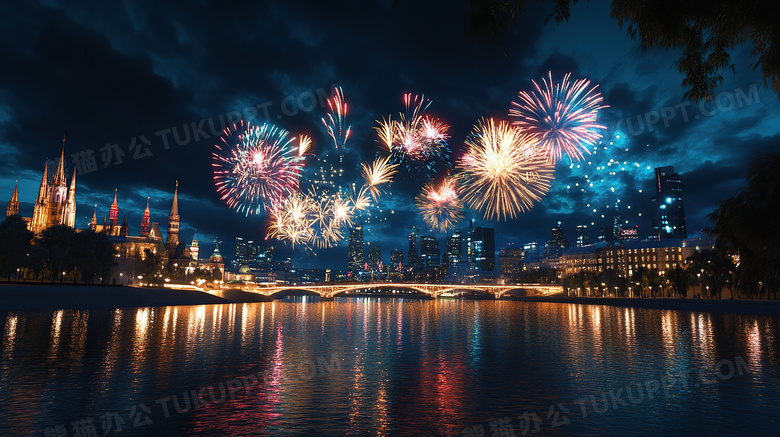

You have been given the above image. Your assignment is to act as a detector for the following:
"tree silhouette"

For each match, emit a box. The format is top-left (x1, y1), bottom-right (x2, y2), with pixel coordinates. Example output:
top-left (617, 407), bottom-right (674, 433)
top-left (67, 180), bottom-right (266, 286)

top-left (465, 0), bottom-right (780, 101)
top-left (708, 153), bottom-right (780, 299)
top-left (687, 250), bottom-right (735, 299)
top-left (73, 230), bottom-right (115, 283)
top-left (37, 225), bottom-right (78, 282)
top-left (0, 215), bottom-right (34, 280)
top-left (667, 266), bottom-right (693, 298)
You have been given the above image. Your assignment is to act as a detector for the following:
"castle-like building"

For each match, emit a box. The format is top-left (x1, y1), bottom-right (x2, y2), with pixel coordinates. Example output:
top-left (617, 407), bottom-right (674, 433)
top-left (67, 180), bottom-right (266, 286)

top-left (5, 144), bottom-right (224, 285)
top-left (6, 146), bottom-right (77, 233)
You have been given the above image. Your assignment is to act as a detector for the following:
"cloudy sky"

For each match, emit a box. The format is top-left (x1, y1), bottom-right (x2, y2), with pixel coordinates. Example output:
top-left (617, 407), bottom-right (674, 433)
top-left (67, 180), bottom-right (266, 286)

top-left (1, 0), bottom-right (777, 269)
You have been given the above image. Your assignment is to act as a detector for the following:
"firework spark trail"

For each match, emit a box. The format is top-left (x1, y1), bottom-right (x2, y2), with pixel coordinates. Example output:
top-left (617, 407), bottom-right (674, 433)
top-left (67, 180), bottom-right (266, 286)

top-left (212, 121), bottom-right (305, 216)
top-left (361, 156), bottom-right (398, 200)
top-left (298, 134), bottom-right (313, 156)
top-left (509, 71), bottom-right (608, 164)
top-left (266, 185), bottom-right (376, 249)
top-left (457, 118), bottom-right (554, 221)
top-left (374, 93), bottom-right (451, 178)
top-left (415, 177), bottom-right (464, 232)
top-left (267, 193), bottom-right (316, 249)
top-left (321, 86), bottom-right (352, 152)
top-left (374, 116), bottom-right (395, 152)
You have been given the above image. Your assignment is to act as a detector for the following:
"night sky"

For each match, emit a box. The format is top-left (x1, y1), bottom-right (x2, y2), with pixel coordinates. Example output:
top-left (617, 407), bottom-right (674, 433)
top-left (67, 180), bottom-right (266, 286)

top-left (1, 1), bottom-right (777, 269)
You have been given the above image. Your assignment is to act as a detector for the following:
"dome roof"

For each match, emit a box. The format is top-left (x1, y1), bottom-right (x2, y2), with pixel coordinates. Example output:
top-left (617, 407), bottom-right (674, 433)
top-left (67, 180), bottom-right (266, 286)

top-left (209, 243), bottom-right (223, 263)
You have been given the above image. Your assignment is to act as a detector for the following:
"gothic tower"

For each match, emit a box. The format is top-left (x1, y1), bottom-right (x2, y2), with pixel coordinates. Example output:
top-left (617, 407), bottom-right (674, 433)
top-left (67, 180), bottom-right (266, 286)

top-left (28, 140), bottom-right (77, 234)
top-left (109, 189), bottom-right (119, 227)
top-left (49, 145), bottom-right (68, 226)
top-left (6, 181), bottom-right (19, 217)
top-left (140, 197), bottom-right (151, 237)
top-left (190, 229), bottom-right (199, 261)
top-left (31, 161), bottom-right (49, 234)
top-left (89, 204), bottom-right (97, 232)
top-left (165, 181), bottom-right (180, 256)
top-left (63, 167), bottom-right (76, 227)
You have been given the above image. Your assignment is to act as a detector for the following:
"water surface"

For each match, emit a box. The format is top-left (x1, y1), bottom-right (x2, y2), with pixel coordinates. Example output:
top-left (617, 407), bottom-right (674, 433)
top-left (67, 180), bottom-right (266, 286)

top-left (1, 298), bottom-right (778, 436)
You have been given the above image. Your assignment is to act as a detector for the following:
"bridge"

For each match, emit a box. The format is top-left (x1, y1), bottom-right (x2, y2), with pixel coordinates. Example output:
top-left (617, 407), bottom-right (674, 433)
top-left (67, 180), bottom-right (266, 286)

top-left (239, 283), bottom-right (562, 299)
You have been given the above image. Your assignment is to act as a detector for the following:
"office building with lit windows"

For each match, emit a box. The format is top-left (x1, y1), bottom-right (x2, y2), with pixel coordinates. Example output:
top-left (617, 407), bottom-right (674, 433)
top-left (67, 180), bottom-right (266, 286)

top-left (651, 166), bottom-right (687, 240)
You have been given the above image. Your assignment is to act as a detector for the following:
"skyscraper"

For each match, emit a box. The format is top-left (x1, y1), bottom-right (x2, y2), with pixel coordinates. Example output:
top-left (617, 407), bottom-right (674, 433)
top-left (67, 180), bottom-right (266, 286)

top-left (446, 230), bottom-right (462, 265)
top-left (390, 249), bottom-right (404, 271)
top-left (651, 166), bottom-right (687, 240)
top-left (467, 219), bottom-right (476, 268)
top-left (499, 244), bottom-right (524, 276)
top-left (471, 226), bottom-right (495, 272)
top-left (575, 225), bottom-right (589, 247)
top-left (420, 235), bottom-right (440, 270)
top-left (347, 225), bottom-right (365, 273)
top-left (408, 226), bottom-right (421, 269)
top-left (551, 221), bottom-right (569, 248)
top-left (368, 245), bottom-right (382, 271)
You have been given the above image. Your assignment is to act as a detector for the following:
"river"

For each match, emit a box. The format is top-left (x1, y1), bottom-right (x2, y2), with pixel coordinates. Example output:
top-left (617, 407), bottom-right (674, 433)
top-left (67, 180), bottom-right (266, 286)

top-left (1, 298), bottom-right (778, 436)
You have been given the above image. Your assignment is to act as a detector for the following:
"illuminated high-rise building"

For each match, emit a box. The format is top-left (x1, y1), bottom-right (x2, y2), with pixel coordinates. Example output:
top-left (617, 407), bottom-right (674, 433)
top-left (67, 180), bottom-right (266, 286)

top-left (407, 226), bottom-right (421, 269)
top-left (347, 225), bottom-right (365, 273)
top-left (471, 226), bottom-right (495, 272)
top-left (445, 230), bottom-right (462, 265)
top-left (651, 166), bottom-right (687, 240)
top-left (499, 244), bottom-right (524, 276)
top-left (390, 249), bottom-right (404, 270)
top-left (368, 245), bottom-right (382, 271)
top-left (575, 225), bottom-right (589, 247)
top-left (467, 219), bottom-right (476, 268)
top-left (420, 235), bottom-right (440, 269)
top-left (551, 221), bottom-right (569, 248)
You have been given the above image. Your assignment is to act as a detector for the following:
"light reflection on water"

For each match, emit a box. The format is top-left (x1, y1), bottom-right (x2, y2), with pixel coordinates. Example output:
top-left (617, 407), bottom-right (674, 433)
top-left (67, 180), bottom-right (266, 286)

top-left (0, 300), bottom-right (778, 436)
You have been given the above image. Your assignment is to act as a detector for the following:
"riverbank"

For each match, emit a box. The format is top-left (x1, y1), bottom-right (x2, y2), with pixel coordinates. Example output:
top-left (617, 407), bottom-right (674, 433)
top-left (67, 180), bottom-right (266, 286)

top-left (0, 283), bottom-right (271, 312)
top-left (504, 294), bottom-right (780, 315)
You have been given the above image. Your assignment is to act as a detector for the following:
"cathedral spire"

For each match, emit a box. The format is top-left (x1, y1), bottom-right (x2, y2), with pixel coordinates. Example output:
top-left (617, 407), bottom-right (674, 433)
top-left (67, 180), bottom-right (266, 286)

top-left (64, 167), bottom-right (77, 227)
top-left (171, 180), bottom-right (179, 216)
top-left (37, 161), bottom-right (49, 202)
top-left (31, 160), bottom-right (50, 234)
top-left (140, 197), bottom-right (151, 237)
top-left (90, 204), bottom-right (97, 231)
top-left (166, 181), bottom-right (180, 255)
top-left (6, 181), bottom-right (19, 217)
top-left (52, 139), bottom-right (67, 186)
top-left (109, 189), bottom-right (119, 226)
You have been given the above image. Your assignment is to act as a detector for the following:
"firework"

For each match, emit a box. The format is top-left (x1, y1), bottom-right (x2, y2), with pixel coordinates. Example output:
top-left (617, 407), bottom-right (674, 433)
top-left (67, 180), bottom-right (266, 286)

top-left (415, 178), bottom-right (464, 232)
top-left (212, 121), bottom-right (305, 215)
top-left (298, 134), bottom-right (313, 156)
top-left (361, 156), bottom-right (398, 200)
top-left (374, 93), bottom-right (451, 177)
top-left (321, 86), bottom-right (351, 152)
top-left (267, 193), bottom-right (316, 249)
top-left (509, 71), bottom-right (608, 163)
top-left (458, 118), bottom-right (554, 221)
top-left (374, 115), bottom-right (394, 152)
top-left (266, 185), bottom-right (375, 250)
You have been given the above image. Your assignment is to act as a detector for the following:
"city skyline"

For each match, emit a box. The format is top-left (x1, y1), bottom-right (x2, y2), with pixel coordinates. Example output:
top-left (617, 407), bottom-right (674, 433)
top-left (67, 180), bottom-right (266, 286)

top-left (0, 1), bottom-right (778, 270)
